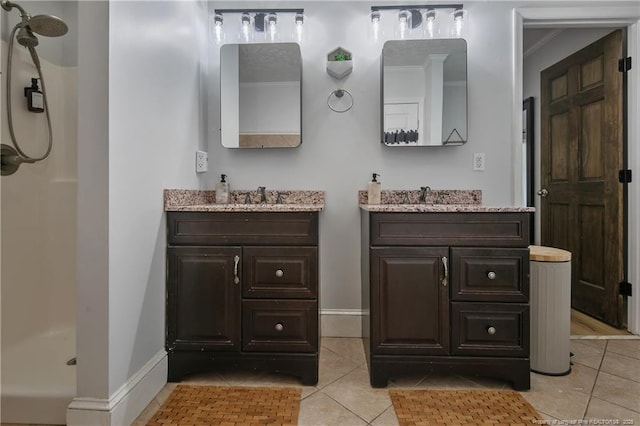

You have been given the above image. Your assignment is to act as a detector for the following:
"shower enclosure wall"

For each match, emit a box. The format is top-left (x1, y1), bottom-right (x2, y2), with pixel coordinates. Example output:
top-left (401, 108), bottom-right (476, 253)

top-left (1, 1), bottom-right (77, 423)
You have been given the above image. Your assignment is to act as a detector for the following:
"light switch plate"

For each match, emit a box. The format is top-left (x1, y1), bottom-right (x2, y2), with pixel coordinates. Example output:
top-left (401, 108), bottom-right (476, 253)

top-left (473, 153), bottom-right (485, 171)
top-left (195, 150), bottom-right (208, 173)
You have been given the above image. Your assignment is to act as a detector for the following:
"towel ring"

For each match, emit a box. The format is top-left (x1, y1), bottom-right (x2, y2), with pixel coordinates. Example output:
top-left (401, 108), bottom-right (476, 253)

top-left (327, 88), bottom-right (354, 113)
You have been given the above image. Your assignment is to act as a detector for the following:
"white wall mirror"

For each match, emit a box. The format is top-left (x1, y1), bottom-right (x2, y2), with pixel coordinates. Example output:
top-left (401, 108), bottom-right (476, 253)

top-left (381, 39), bottom-right (467, 146)
top-left (220, 42), bottom-right (302, 148)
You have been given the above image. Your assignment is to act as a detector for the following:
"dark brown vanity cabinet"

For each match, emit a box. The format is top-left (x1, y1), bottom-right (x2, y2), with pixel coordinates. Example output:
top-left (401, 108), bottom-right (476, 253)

top-left (362, 211), bottom-right (531, 390)
top-left (166, 211), bottom-right (319, 385)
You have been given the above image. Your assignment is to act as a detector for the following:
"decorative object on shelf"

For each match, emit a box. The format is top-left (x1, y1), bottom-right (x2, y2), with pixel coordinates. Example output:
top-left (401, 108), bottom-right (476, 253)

top-left (212, 8), bottom-right (305, 45)
top-left (326, 47), bottom-right (353, 79)
top-left (327, 89), bottom-right (354, 113)
top-left (369, 4), bottom-right (466, 41)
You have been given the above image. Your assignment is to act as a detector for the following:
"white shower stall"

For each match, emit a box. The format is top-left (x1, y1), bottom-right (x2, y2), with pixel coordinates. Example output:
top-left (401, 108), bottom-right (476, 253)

top-left (1, 1), bottom-right (77, 423)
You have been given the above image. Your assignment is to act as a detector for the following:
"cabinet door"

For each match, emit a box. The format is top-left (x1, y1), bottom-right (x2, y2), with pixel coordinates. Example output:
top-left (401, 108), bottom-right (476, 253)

top-left (167, 247), bottom-right (241, 351)
top-left (371, 247), bottom-right (450, 355)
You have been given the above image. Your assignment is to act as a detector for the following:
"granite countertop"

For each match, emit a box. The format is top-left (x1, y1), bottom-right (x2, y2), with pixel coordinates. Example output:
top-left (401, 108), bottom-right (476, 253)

top-left (359, 204), bottom-right (535, 213)
top-left (164, 189), bottom-right (325, 212)
top-left (357, 189), bottom-right (534, 213)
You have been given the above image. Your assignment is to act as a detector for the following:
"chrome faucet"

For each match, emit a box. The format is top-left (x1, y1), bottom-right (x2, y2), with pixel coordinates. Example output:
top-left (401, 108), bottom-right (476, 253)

top-left (257, 186), bottom-right (267, 203)
top-left (419, 186), bottom-right (432, 204)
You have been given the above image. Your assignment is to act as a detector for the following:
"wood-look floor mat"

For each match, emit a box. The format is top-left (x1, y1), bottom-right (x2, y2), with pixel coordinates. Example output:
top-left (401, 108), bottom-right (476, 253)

top-left (390, 389), bottom-right (541, 426)
top-left (147, 384), bottom-right (301, 426)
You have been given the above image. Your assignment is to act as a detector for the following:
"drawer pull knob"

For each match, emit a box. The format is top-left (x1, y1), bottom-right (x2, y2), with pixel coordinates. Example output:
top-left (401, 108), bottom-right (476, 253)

top-left (487, 326), bottom-right (496, 335)
top-left (487, 271), bottom-right (496, 280)
top-left (274, 323), bottom-right (284, 332)
top-left (275, 269), bottom-right (284, 278)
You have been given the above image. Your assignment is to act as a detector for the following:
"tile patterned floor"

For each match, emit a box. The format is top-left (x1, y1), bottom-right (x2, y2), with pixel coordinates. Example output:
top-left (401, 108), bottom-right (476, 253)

top-left (133, 338), bottom-right (640, 425)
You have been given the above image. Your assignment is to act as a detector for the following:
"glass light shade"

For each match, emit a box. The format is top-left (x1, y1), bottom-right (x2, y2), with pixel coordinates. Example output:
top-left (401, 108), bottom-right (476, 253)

top-left (266, 12), bottom-right (279, 42)
top-left (423, 9), bottom-right (438, 39)
top-left (239, 13), bottom-right (253, 42)
top-left (294, 12), bottom-right (304, 42)
top-left (395, 9), bottom-right (411, 40)
top-left (369, 10), bottom-right (382, 41)
top-left (452, 8), bottom-right (465, 38)
top-left (212, 13), bottom-right (225, 44)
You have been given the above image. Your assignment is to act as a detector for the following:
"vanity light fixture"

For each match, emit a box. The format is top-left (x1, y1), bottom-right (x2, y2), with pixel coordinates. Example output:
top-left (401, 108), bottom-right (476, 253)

top-left (213, 8), bottom-right (305, 44)
top-left (370, 4), bottom-right (464, 40)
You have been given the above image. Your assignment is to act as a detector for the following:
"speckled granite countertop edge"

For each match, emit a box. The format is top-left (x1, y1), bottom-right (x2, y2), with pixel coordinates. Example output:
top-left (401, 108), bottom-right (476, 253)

top-left (359, 204), bottom-right (535, 213)
top-left (164, 189), bottom-right (325, 212)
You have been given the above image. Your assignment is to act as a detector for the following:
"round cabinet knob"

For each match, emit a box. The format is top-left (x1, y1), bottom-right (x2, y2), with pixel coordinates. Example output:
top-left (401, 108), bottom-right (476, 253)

top-left (487, 326), bottom-right (497, 335)
top-left (487, 271), bottom-right (497, 280)
top-left (275, 269), bottom-right (284, 278)
top-left (274, 323), bottom-right (284, 332)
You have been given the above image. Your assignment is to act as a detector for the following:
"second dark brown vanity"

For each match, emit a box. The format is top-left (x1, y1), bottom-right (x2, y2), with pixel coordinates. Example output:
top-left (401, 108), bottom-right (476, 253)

top-left (361, 207), bottom-right (532, 390)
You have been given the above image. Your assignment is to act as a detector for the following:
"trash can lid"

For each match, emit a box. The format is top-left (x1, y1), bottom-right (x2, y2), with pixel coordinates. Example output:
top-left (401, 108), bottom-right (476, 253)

top-left (529, 245), bottom-right (571, 262)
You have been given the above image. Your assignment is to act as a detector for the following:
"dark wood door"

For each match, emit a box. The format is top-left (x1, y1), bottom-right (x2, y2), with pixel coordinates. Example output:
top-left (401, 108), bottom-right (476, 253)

top-left (371, 246), bottom-right (449, 355)
top-left (167, 247), bottom-right (242, 350)
top-left (540, 30), bottom-right (624, 326)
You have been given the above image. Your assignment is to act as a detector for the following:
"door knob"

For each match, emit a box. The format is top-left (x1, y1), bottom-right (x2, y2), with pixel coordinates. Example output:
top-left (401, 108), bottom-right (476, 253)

top-left (537, 188), bottom-right (549, 197)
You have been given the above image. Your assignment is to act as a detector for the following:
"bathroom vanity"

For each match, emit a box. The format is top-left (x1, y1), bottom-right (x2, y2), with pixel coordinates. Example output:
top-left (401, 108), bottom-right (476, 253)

top-left (164, 190), bottom-right (324, 385)
top-left (360, 192), bottom-right (533, 390)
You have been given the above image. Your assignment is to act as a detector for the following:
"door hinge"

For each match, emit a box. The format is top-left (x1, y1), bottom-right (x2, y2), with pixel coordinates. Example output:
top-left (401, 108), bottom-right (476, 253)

top-left (618, 57), bottom-right (632, 72)
top-left (619, 169), bottom-right (632, 183)
top-left (619, 281), bottom-right (632, 297)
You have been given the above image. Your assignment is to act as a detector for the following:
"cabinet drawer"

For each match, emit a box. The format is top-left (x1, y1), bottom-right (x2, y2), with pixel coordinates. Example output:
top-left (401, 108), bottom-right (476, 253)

top-left (242, 300), bottom-right (318, 353)
top-left (243, 247), bottom-right (317, 299)
top-left (451, 248), bottom-right (529, 302)
top-left (370, 213), bottom-right (529, 247)
top-left (451, 303), bottom-right (529, 357)
top-left (168, 212), bottom-right (318, 246)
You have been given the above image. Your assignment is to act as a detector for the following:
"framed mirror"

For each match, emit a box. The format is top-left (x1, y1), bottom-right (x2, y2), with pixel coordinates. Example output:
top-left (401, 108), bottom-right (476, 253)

top-left (381, 39), bottom-right (467, 146)
top-left (220, 43), bottom-right (302, 148)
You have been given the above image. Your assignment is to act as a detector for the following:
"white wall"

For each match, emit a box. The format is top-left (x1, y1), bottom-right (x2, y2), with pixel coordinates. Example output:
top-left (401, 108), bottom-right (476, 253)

top-left (107, 0), bottom-right (207, 395)
top-left (208, 1), bottom-right (519, 313)
top-left (72, 0), bottom-right (208, 421)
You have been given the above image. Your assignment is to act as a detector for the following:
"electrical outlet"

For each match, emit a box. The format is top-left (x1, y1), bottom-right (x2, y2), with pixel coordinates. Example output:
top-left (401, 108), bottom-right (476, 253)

top-left (473, 153), bottom-right (485, 171)
top-left (195, 150), bottom-right (208, 173)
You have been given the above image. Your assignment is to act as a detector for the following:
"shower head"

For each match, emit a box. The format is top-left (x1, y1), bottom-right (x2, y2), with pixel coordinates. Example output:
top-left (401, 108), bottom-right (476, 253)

top-left (16, 24), bottom-right (38, 47)
top-left (28, 14), bottom-right (68, 37)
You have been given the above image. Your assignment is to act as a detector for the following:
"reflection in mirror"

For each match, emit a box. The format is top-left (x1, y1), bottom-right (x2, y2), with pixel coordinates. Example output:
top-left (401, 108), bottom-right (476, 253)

top-left (220, 43), bottom-right (302, 148)
top-left (382, 39), bottom-right (467, 146)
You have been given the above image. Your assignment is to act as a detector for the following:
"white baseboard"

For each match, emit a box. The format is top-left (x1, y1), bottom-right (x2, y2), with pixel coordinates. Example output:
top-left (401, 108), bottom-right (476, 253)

top-left (67, 349), bottom-right (167, 426)
top-left (320, 309), bottom-right (364, 337)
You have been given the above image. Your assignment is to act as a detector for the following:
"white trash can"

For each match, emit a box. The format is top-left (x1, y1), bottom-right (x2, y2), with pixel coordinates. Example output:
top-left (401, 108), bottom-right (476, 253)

top-left (529, 245), bottom-right (572, 376)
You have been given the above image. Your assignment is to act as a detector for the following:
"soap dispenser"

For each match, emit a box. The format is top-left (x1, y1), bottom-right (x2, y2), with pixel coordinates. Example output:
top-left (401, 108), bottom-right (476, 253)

top-left (215, 174), bottom-right (230, 204)
top-left (368, 173), bottom-right (381, 205)
top-left (24, 78), bottom-right (44, 113)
